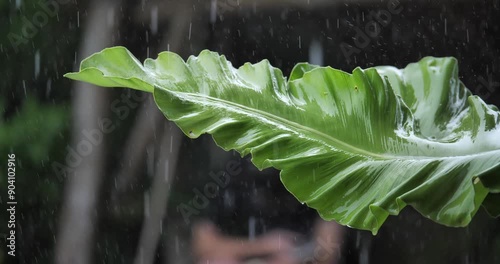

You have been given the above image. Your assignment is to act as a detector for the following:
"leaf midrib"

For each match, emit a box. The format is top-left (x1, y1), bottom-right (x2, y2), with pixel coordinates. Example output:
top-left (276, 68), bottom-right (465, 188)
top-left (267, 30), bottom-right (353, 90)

top-left (160, 89), bottom-right (500, 161)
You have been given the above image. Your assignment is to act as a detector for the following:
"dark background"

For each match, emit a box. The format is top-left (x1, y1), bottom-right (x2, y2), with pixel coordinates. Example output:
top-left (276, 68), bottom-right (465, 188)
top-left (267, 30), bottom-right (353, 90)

top-left (1, 0), bottom-right (499, 263)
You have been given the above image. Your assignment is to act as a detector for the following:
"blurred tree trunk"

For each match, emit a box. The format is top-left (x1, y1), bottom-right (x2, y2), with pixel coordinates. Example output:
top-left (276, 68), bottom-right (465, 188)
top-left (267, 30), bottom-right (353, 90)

top-left (55, 0), bottom-right (120, 263)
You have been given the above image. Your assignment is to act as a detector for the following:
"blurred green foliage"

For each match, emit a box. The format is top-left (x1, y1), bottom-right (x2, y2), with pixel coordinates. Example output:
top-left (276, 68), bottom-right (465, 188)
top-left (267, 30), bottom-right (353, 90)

top-left (0, 98), bottom-right (67, 164)
top-left (0, 0), bottom-right (77, 263)
top-left (0, 97), bottom-right (69, 263)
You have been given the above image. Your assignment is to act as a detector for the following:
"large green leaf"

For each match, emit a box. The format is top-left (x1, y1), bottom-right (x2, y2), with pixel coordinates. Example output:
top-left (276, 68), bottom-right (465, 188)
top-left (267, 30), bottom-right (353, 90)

top-left (65, 47), bottom-right (500, 234)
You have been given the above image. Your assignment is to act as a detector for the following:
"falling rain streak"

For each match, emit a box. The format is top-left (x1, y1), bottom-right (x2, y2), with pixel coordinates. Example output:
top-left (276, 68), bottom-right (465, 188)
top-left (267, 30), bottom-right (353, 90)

top-left (2, 1), bottom-right (500, 264)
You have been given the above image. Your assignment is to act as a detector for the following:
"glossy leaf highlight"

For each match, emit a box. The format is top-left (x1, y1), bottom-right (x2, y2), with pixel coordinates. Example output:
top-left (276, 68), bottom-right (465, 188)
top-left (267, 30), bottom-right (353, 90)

top-left (65, 47), bottom-right (500, 234)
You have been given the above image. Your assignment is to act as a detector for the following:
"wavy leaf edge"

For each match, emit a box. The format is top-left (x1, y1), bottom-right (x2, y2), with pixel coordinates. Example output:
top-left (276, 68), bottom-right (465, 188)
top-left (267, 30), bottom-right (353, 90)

top-left (65, 46), bottom-right (500, 234)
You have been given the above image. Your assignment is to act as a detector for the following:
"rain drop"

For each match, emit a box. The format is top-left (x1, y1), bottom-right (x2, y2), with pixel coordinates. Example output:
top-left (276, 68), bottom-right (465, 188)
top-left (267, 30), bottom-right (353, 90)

top-left (34, 50), bottom-right (40, 79)
top-left (150, 6), bottom-right (158, 35)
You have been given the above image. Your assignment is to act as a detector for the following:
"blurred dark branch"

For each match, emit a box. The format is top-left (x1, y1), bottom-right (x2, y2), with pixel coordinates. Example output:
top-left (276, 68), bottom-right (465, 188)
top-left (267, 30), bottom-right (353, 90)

top-left (131, 1), bottom-right (196, 263)
top-left (111, 96), bottom-right (163, 201)
top-left (133, 124), bottom-right (183, 264)
top-left (55, 0), bottom-right (121, 263)
top-left (111, 0), bottom-right (196, 206)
